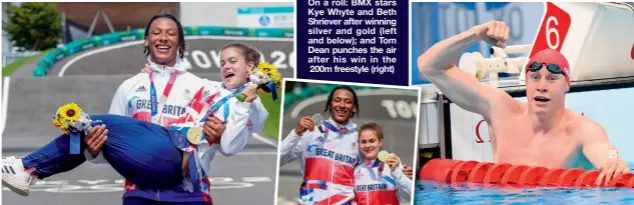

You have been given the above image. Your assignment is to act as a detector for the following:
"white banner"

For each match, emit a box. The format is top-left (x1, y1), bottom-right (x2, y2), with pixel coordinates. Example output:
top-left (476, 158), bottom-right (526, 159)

top-left (237, 6), bottom-right (294, 28)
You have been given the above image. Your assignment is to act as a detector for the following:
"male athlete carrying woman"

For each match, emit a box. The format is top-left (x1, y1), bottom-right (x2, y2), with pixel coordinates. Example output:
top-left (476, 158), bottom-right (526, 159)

top-left (417, 20), bottom-right (630, 186)
top-left (2, 45), bottom-right (273, 203)
top-left (2, 13), bottom-right (273, 205)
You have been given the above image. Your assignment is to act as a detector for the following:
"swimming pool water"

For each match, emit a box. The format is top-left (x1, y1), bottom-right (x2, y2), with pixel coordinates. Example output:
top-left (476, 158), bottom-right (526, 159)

top-left (414, 163), bottom-right (634, 205)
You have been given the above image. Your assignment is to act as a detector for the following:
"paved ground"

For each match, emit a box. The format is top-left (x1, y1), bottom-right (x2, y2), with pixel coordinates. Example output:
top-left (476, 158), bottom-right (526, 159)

top-left (2, 36), bottom-right (287, 204)
top-left (2, 141), bottom-right (277, 205)
top-left (276, 85), bottom-right (420, 204)
top-left (10, 56), bottom-right (43, 77)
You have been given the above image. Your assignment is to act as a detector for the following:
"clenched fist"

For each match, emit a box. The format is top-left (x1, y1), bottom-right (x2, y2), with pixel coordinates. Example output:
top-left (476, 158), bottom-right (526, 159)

top-left (240, 86), bottom-right (258, 103)
top-left (386, 154), bottom-right (401, 171)
top-left (204, 116), bottom-right (225, 144)
top-left (403, 164), bottom-right (413, 180)
top-left (295, 116), bottom-right (315, 136)
top-left (471, 20), bottom-right (510, 48)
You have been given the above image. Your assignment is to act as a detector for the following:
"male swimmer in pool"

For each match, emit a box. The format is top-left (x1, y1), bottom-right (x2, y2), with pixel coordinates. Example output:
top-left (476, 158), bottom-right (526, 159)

top-left (417, 20), bottom-right (630, 186)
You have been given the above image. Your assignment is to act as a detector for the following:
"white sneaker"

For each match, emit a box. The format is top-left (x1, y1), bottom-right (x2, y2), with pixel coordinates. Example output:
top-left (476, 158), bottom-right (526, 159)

top-left (2, 156), bottom-right (34, 196)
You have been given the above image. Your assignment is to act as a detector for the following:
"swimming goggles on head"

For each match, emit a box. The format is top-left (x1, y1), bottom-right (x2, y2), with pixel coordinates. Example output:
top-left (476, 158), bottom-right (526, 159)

top-left (526, 61), bottom-right (566, 76)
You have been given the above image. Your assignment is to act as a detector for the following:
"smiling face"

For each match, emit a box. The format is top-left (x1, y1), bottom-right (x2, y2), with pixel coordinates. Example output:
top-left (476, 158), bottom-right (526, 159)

top-left (144, 17), bottom-right (179, 66)
top-left (220, 46), bottom-right (255, 90)
top-left (359, 129), bottom-right (383, 160)
top-left (526, 65), bottom-right (568, 115)
top-left (328, 89), bottom-right (356, 125)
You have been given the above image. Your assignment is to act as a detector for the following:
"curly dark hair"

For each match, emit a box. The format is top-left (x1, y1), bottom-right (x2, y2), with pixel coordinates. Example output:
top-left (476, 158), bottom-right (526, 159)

top-left (143, 14), bottom-right (185, 59)
top-left (324, 85), bottom-right (359, 118)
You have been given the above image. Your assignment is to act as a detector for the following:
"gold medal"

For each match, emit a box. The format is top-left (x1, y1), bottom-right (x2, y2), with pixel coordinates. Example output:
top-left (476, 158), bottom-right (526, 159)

top-left (378, 151), bottom-right (390, 162)
top-left (186, 127), bottom-right (204, 144)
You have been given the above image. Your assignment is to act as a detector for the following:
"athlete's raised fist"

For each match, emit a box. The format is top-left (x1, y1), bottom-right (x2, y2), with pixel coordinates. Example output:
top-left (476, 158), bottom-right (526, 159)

top-left (472, 20), bottom-right (510, 48)
top-left (295, 116), bottom-right (315, 136)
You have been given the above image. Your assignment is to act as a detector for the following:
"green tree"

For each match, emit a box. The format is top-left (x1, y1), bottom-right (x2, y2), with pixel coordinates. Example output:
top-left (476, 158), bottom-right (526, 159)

top-left (4, 2), bottom-right (62, 51)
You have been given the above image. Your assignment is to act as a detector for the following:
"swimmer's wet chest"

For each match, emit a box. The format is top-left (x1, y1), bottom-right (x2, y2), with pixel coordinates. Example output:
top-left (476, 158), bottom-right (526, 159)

top-left (497, 130), bottom-right (580, 167)
top-left (534, 134), bottom-right (582, 166)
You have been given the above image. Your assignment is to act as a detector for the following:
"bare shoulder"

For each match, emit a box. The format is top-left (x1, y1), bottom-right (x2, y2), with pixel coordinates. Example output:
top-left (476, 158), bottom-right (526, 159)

top-left (564, 110), bottom-right (607, 142)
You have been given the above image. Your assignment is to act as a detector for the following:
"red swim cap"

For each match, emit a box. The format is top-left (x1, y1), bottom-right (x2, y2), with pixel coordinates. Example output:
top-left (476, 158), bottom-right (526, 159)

top-left (525, 49), bottom-right (571, 87)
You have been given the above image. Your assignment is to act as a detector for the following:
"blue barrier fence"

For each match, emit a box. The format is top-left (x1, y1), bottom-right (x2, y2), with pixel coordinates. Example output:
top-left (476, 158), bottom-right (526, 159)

top-left (34, 26), bottom-right (294, 76)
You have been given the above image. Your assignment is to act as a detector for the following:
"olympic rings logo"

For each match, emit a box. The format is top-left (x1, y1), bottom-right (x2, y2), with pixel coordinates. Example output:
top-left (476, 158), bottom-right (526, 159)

top-left (474, 119), bottom-right (490, 144)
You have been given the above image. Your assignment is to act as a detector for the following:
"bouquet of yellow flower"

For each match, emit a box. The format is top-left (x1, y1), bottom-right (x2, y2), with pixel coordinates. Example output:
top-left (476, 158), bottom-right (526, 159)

top-left (51, 102), bottom-right (93, 154)
top-left (236, 62), bottom-right (283, 102)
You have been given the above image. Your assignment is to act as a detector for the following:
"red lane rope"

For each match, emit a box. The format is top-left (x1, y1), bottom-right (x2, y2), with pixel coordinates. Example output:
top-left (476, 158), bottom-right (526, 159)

top-left (420, 158), bottom-right (633, 188)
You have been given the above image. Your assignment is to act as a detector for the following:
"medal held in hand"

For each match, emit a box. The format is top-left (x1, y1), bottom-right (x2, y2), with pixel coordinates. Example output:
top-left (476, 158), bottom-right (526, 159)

top-left (378, 151), bottom-right (390, 162)
top-left (312, 113), bottom-right (324, 129)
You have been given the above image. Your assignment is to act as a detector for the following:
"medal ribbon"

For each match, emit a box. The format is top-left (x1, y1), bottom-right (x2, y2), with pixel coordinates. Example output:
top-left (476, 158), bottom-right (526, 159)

top-left (149, 71), bottom-right (178, 124)
top-left (323, 121), bottom-right (349, 133)
top-left (197, 85), bottom-right (246, 144)
top-left (198, 85), bottom-right (246, 124)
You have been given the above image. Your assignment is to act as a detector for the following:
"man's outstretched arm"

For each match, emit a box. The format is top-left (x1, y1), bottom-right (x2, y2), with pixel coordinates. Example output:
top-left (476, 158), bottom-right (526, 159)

top-left (417, 21), bottom-right (514, 120)
top-left (578, 120), bottom-right (631, 185)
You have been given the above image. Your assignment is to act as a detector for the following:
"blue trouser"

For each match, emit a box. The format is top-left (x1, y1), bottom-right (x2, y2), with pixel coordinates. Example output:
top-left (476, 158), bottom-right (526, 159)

top-left (122, 197), bottom-right (211, 205)
top-left (22, 134), bottom-right (88, 179)
top-left (21, 114), bottom-right (185, 189)
top-left (21, 134), bottom-right (210, 205)
top-left (21, 114), bottom-right (209, 204)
